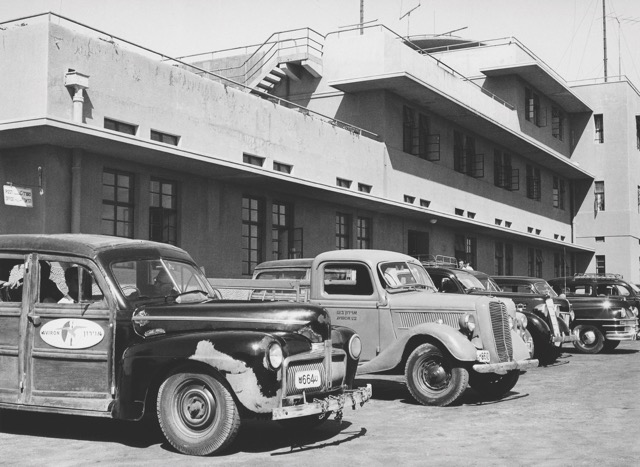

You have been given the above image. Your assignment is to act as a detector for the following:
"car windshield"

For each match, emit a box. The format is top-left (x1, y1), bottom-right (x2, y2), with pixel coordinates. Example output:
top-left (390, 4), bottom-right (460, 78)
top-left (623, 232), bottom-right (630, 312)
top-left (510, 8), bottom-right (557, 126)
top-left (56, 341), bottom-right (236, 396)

top-left (379, 261), bottom-right (436, 291)
top-left (533, 281), bottom-right (558, 297)
top-left (452, 270), bottom-right (486, 291)
top-left (111, 258), bottom-right (214, 302)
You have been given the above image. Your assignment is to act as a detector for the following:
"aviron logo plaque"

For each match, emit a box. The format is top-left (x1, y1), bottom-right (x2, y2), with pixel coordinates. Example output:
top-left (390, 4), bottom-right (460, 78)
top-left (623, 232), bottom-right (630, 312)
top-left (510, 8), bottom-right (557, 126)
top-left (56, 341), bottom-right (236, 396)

top-left (40, 319), bottom-right (105, 349)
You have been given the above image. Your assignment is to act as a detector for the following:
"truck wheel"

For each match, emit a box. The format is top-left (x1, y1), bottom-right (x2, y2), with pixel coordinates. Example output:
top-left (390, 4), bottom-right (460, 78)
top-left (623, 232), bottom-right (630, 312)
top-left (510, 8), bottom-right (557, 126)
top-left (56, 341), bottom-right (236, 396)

top-left (469, 370), bottom-right (519, 399)
top-left (157, 372), bottom-right (240, 456)
top-left (404, 343), bottom-right (468, 407)
top-left (572, 324), bottom-right (605, 354)
top-left (602, 340), bottom-right (620, 352)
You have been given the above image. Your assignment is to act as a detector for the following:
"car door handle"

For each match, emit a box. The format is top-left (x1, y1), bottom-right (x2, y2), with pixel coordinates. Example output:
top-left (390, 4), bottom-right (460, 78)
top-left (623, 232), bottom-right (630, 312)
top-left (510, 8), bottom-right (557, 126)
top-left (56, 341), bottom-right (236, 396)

top-left (28, 314), bottom-right (41, 326)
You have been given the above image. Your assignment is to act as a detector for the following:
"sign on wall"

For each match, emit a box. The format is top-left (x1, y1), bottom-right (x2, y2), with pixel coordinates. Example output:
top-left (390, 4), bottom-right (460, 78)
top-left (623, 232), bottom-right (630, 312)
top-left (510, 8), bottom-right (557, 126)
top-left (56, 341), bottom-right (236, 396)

top-left (3, 185), bottom-right (33, 208)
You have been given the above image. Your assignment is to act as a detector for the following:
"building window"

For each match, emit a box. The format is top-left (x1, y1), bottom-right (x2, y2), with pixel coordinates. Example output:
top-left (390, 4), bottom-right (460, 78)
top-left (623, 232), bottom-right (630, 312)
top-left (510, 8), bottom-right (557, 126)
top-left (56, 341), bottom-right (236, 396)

top-left (272, 202), bottom-right (293, 259)
top-left (102, 169), bottom-right (134, 238)
top-left (149, 179), bottom-right (177, 245)
top-left (454, 234), bottom-right (476, 269)
top-left (336, 178), bottom-right (352, 188)
top-left (356, 217), bottom-right (372, 249)
top-left (494, 241), bottom-right (504, 275)
top-left (336, 213), bottom-right (352, 250)
top-left (408, 230), bottom-right (430, 259)
top-left (403, 106), bottom-right (415, 154)
top-left (454, 131), bottom-right (483, 177)
top-left (505, 243), bottom-right (513, 275)
top-left (494, 150), bottom-right (516, 190)
top-left (273, 161), bottom-right (292, 174)
top-left (104, 118), bottom-right (137, 135)
top-left (242, 196), bottom-right (264, 275)
top-left (358, 183), bottom-right (372, 193)
top-left (243, 153), bottom-right (264, 166)
top-left (404, 195), bottom-right (415, 204)
top-left (528, 248), bottom-right (543, 278)
top-left (594, 181), bottom-right (605, 212)
top-left (553, 176), bottom-right (565, 209)
top-left (594, 114), bottom-right (604, 143)
top-left (551, 107), bottom-right (564, 140)
top-left (525, 87), bottom-right (540, 126)
top-left (596, 255), bottom-right (606, 275)
top-left (554, 252), bottom-right (567, 277)
top-left (526, 165), bottom-right (541, 201)
top-left (150, 130), bottom-right (179, 146)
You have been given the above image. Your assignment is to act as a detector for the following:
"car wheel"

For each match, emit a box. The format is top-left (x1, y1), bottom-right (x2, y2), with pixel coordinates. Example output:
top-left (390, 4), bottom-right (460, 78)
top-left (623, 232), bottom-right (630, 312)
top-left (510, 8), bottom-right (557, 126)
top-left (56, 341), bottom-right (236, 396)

top-left (404, 343), bottom-right (468, 407)
top-left (602, 340), bottom-right (620, 352)
top-left (157, 372), bottom-right (240, 456)
top-left (469, 370), bottom-right (520, 399)
top-left (572, 324), bottom-right (605, 354)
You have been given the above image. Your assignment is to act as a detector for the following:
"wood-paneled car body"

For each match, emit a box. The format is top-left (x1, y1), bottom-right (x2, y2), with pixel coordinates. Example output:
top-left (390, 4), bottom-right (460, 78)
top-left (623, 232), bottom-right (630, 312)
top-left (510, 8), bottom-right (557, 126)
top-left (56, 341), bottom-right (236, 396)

top-left (426, 267), bottom-right (575, 364)
top-left (0, 235), bottom-right (371, 456)
top-left (548, 275), bottom-right (639, 353)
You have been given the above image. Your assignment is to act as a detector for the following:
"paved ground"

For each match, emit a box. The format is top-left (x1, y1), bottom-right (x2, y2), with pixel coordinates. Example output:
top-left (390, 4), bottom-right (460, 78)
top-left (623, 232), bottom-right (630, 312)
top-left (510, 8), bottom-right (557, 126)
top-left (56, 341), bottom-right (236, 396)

top-left (1, 340), bottom-right (639, 466)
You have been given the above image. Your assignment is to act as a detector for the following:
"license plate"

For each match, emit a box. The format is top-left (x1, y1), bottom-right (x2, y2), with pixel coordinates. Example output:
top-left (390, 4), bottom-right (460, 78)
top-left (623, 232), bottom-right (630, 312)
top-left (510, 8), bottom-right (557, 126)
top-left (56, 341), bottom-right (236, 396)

top-left (294, 369), bottom-right (321, 389)
top-left (476, 350), bottom-right (491, 363)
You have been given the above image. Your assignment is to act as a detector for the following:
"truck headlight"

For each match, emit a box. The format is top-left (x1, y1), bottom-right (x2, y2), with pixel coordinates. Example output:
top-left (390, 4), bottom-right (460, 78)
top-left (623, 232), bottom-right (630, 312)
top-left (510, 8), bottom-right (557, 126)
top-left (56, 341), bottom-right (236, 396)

top-left (267, 343), bottom-right (284, 370)
top-left (459, 314), bottom-right (476, 334)
top-left (348, 334), bottom-right (362, 360)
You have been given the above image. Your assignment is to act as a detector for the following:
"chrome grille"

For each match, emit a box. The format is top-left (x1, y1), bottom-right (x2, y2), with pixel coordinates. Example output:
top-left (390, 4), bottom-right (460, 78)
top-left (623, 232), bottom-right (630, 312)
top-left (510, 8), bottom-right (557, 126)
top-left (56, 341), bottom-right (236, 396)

top-left (285, 359), bottom-right (326, 396)
top-left (398, 312), bottom-right (464, 329)
top-left (489, 301), bottom-right (512, 362)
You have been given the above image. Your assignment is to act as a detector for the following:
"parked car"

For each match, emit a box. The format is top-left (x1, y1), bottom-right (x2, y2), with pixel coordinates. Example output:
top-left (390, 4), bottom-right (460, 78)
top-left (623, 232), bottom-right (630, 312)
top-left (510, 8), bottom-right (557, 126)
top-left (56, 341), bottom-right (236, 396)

top-left (425, 265), bottom-right (575, 364)
top-left (236, 251), bottom-right (539, 407)
top-left (0, 234), bottom-right (371, 456)
top-left (548, 275), bottom-right (639, 353)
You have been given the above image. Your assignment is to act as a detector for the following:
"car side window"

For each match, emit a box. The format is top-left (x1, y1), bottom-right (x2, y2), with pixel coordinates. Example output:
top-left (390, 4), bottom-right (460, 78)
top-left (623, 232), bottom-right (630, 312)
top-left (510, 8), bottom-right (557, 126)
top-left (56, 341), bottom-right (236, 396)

top-left (322, 263), bottom-right (374, 296)
top-left (38, 260), bottom-right (105, 305)
top-left (0, 256), bottom-right (25, 303)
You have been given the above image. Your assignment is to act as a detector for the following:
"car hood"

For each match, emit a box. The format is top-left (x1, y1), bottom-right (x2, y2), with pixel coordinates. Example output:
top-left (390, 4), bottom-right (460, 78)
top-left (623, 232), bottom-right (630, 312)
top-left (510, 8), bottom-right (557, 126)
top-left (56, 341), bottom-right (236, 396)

top-left (131, 300), bottom-right (331, 341)
top-left (386, 289), bottom-right (492, 312)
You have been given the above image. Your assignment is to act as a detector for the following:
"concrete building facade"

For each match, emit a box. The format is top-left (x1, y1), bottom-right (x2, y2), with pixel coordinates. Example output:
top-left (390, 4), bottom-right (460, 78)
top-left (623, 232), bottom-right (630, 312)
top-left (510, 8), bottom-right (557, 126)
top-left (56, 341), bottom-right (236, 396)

top-left (0, 14), bottom-right (607, 280)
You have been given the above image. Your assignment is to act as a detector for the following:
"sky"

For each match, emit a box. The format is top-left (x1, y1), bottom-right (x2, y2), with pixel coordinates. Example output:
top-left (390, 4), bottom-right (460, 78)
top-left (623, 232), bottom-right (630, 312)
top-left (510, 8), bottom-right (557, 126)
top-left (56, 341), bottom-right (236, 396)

top-left (2, 0), bottom-right (640, 87)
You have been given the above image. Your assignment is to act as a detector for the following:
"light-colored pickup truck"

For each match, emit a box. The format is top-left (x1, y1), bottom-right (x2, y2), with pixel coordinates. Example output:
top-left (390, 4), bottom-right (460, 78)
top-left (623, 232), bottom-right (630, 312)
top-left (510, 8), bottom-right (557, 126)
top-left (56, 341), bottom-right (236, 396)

top-left (210, 249), bottom-right (538, 407)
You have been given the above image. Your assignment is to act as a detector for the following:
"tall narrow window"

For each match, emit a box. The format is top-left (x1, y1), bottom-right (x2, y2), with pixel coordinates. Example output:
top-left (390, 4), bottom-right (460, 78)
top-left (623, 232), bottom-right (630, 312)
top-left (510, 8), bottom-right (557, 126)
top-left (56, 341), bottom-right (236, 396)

top-left (102, 169), bottom-right (134, 238)
top-left (553, 176), bottom-right (565, 209)
top-left (272, 202), bottom-right (292, 259)
top-left (526, 165), bottom-right (541, 201)
top-left (505, 243), bottom-right (514, 275)
top-left (336, 213), bottom-right (351, 250)
top-left (453, 130), bottom-right (465, 174)
top-left (594, 181), bottom-right (605, 212)
top-left (552, 107), bottom-right (564, 140)
top-left (149, 179), bottom-right (177, 245)
top-left (636, 116), bottom-right (640, 150)
top-left (596, 255), bottom-right (606, 275)
top-left (242, 196), bottom-right (264, 275)
top-left (356, 217), bottom-right (372, 249)
top-left (494, 241), bottom-right (504, 275)
top-left (554, 252), bottom-right (567, 278)
top-left (417, 114), bottom-right (430, 159)
top-left (454, 234), bottom-right (476, 269)
top-left (408, 230), bottom-right (430, 259)
top-left (403, 106), bottom-right (415, 154)
top-left (594, 114), bottom-right (604, 143)
top-left (528, 248), bottom-right (543, 278)
top-left (525, 87), bottom-right (540, 125)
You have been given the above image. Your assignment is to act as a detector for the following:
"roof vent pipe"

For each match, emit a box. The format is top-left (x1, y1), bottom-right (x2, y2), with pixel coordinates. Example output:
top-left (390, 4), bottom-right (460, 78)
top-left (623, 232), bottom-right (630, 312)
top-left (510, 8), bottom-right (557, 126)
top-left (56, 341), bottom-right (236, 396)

top-left (64, 70), bottom-right (90, 123)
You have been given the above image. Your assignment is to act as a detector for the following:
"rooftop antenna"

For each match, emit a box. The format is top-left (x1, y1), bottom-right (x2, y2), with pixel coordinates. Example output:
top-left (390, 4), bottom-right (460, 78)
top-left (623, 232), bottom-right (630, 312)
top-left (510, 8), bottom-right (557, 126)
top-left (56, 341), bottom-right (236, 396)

top-left (400, 0), bottom-right (421, 36)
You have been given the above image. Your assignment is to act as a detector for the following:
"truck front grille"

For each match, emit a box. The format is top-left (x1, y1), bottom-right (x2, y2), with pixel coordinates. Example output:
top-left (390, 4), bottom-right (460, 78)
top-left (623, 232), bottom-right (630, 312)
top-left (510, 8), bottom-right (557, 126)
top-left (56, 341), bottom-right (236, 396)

top-left (490, 301), bottom-right (513, 362)
top-left (284, 359), bottom-right (326, 397)
top-left (398, 311), bottom-right (464, 329)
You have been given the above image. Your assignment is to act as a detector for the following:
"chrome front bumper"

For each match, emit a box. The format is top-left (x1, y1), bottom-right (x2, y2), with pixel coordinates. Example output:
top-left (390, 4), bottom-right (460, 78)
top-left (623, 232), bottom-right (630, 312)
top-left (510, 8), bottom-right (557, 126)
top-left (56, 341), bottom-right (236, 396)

top-left (272, 384), bottom-right (372, 421)
top-left (552, 334), bottom-right (578, 344)
top-left (473, 359), bottom-right (539, 374)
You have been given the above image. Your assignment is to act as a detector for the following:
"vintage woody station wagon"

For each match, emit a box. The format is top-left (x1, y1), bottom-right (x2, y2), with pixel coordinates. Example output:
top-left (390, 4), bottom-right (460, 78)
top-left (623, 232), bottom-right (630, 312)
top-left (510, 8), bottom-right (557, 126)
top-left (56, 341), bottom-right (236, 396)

top-left (0, 234), bottom-right (370, 456)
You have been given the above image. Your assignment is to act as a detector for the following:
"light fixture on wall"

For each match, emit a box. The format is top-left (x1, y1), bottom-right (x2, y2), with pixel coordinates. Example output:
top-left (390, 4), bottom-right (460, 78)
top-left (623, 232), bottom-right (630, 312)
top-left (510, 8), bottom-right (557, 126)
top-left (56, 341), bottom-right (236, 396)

top-left (429, 218), bottom-right (437, 224)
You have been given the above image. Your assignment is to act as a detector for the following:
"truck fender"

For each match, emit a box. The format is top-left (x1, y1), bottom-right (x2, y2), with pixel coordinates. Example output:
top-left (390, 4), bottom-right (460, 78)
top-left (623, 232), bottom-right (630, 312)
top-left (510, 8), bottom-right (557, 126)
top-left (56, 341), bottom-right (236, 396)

top-left (357, 322), bottom-right (477, 375)
top-left (115, 330), bottom-right (283, 420)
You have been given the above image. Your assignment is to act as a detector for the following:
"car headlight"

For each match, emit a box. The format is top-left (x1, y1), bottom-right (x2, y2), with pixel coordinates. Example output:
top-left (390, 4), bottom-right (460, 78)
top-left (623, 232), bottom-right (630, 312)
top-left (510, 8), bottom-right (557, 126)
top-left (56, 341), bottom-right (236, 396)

top-left (459, 314), bottom-right (476, 334)
top-left (631, 306), bottom-right (639, 317)
top-left (518, 313), bottom-right (528, 329)
top-left (267, 342), bottom-right (284, 370)
top-left (614, 309), bottom-right (628, 319)
top-left (348, 334), bottom-right (362, 360)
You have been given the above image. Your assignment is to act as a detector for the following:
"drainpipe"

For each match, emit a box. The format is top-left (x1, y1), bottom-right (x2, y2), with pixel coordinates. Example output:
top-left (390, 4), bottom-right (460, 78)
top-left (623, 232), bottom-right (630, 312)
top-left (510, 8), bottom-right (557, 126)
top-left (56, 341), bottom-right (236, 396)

top-left (64, 70), bottom-right (89, 123)
top-left (71, 149), bottom-right (82, 233)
